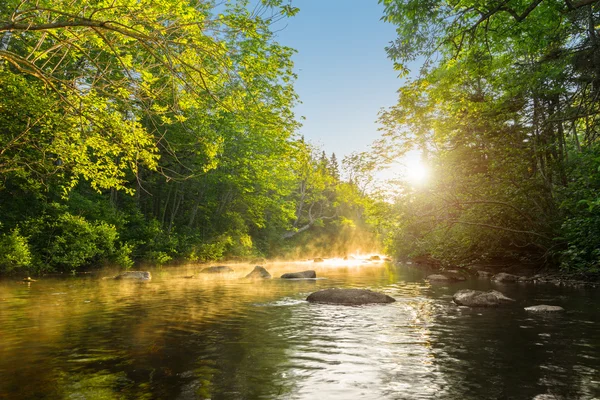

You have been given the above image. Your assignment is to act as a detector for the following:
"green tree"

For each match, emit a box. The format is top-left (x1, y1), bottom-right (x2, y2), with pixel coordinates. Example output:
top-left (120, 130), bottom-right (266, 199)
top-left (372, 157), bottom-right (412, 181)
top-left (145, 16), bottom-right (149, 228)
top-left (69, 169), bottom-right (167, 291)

top-left (377, 0), bottom-right (600, 270)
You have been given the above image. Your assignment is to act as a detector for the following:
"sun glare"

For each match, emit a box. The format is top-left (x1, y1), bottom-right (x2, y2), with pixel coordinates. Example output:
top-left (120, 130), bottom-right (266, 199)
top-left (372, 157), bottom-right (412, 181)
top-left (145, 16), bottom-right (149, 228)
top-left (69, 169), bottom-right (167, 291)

top-left (406, 160), bottom-right (429, 184)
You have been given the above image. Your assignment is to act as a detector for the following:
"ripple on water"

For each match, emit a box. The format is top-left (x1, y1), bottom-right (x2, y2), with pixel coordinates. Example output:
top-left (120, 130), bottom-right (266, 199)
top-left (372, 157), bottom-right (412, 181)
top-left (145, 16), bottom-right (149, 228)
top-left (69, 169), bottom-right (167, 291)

top-left (0, 263), bottom-right (599, 400)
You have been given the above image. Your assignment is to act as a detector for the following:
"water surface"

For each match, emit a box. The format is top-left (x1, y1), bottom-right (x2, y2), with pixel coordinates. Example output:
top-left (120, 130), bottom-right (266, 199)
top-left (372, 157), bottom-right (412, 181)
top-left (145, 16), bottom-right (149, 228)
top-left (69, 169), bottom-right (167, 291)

top-left (0, 261), bottom-right (598, 399)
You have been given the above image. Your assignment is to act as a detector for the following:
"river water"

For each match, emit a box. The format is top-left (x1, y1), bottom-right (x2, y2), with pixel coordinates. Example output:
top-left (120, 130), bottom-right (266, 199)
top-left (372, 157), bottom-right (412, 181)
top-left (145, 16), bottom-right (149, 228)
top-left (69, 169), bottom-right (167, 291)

top-left (0, 260), bottom-right (599, 400)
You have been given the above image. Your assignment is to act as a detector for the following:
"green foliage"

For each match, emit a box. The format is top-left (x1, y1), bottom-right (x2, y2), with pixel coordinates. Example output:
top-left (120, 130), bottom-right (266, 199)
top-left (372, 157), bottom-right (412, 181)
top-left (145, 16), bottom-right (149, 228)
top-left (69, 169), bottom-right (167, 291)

top-left (554, 148), bottom-right (600, 272)
top-left (188, 235), bottom-right (234, 262)
top-left (43, 213), bottom-right (125, 270)
top-left (375, 0), bottom-right (600, 271)
top-left (0, 228), bottom-right (32, 273)
top-left (0, 0), bottom-right (384, 273)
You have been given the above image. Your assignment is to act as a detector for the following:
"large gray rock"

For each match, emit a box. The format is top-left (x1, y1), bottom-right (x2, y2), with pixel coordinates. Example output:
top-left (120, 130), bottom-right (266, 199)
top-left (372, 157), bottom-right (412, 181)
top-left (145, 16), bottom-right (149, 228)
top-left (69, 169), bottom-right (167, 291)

top-left (491, 272), bottom-right (520, 283)
top-left (115, 271), bottom-right (151, 281)
top-left (280, 270), bottom-right (316, 279)
top-left (200, 266), bottom-right (234, 274)
top-left (453, 289), bottom-right (515, 307)
top-left (245, 266), bottom-right (271, 279)
top-left (524, 305), bottom-right (565, 313)
top-left (306, 288), bottom-right (395, 305)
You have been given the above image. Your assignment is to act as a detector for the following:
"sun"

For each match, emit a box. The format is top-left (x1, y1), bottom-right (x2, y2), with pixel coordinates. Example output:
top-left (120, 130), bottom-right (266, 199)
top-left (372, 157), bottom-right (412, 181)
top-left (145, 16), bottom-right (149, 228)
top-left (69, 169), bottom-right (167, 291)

top-left (406, 160), bottom-right (429, 185)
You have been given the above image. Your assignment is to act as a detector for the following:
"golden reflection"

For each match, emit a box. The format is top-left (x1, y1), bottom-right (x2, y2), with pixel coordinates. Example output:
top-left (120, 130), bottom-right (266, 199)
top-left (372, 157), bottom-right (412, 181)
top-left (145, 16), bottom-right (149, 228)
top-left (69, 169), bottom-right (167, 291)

top-left (0, 257), bottom-right (405, 399)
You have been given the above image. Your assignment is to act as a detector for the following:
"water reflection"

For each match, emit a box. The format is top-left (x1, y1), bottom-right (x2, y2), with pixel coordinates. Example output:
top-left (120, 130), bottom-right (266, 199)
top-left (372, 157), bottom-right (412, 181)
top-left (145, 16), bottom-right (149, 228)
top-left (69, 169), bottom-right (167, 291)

top-left (0, 261), bottom-right (599, 399)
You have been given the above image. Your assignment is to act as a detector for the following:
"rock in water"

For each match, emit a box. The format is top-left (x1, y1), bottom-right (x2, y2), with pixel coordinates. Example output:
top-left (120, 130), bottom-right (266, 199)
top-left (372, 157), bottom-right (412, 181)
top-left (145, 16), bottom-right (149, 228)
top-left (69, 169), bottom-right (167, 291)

top-left (114, 271), bottom-right (152, 281)
top-left (245, 266), bottom-right (271, 279)
top-left (524, 305), bottom-right (565, 313)
top-left (427, 274), bottom-right (452, 281)
top-left (280, 270), bottom-right (316, 279)
top-left (453, 289), bottom-right (515, 307)
top-left (200, 266), bottom-right (234, 274)
top-left (369, 255), bottom-right (381, 261)
top-left (307, 288), bottom-right (395, 305)
top-left (491, 272), bottom-right (520, 283)
top-left (313, 258), bottom-right (324, 262)
top-left (426, 274), bottom-right (466, 282)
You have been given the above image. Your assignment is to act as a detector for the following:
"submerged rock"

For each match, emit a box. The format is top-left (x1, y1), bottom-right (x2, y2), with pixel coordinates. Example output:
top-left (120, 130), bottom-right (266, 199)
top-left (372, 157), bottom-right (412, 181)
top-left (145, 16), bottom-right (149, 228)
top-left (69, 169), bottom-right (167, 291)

top-left (426, 274), bottom-right (466, 282)
top-left (518, 276), bottom-right (535, 283)
top-left (453, 289), bottom-right (515, 307)
top-left (245, 266), bottom-right (271, 279)
top-left (114, 271), bottom-right (151, 281)
top-left (306, 288), bottom-right (395, 305)
top-left (200, 266), bottom-right (234, 274)
top-left (427, 274), bottom-right (452, 281)
top-left (491, 272), bottom-right (520, 283)
top-left (280, 270), bottom-right (316, 279)
top-left (524, 305), bottom-right (565, 313)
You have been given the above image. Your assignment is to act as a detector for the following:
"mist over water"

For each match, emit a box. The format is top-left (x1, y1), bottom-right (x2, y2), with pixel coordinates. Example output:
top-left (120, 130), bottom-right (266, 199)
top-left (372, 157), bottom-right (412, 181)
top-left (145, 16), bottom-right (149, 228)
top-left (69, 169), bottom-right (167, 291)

top-left (0, 259), bottom-right (599, 399)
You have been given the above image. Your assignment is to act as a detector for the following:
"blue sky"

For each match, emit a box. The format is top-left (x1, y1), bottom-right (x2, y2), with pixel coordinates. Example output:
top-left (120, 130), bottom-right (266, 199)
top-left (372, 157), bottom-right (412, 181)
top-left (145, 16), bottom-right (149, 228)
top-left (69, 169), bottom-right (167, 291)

top-left (273, 1), bottom-right (400, 159)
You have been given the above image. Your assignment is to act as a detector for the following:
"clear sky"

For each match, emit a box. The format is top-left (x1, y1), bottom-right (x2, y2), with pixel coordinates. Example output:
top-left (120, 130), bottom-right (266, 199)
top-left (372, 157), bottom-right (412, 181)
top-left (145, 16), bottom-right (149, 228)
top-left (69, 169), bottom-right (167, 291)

top-left (273, 1), bottom-right (400, 159)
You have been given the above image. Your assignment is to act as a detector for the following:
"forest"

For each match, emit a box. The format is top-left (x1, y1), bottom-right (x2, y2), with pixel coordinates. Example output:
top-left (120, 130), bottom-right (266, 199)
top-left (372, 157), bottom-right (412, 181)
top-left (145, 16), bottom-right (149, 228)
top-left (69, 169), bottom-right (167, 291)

top-left (1, 0), bottom-right (600, 275)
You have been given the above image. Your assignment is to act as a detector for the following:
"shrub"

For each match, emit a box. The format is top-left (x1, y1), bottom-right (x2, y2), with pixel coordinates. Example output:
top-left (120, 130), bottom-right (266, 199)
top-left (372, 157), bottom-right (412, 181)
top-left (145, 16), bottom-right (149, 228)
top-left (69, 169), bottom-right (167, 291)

top-left (43, 213), bottom-right (121, 271)
top-left (0, 228), bottom-right (32, 273)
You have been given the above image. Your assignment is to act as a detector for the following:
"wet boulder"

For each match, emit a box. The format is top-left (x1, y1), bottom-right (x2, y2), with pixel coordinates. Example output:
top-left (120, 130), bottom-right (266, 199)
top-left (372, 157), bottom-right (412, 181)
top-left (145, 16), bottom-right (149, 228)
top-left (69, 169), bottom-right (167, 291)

top-left (114, 271), bottom-right (152, 281)
top-left (453, 289), bottom-right (515, 307)
top-left (245, 266), bottom-right (271, 279)
top-left (491, 272), bottom-right (520, 283)
top-left (280, 270), bottom-right (316, 279)
top-left (477, 270), bottom-right (493, 278)
top-left (369, 255), bottom-right (381, 261)
top-left (200, 266), bottom-right (234, 274)
top-left (306, 288), bottom-right (395, 305)
top-left (524, 305), bottom-right (565, 313)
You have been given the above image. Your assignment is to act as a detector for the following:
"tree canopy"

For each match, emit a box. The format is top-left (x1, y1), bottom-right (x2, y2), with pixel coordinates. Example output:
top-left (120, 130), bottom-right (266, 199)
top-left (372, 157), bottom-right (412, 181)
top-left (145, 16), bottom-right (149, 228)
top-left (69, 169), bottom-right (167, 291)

top-left (375, 0), bottom-right (600, 271)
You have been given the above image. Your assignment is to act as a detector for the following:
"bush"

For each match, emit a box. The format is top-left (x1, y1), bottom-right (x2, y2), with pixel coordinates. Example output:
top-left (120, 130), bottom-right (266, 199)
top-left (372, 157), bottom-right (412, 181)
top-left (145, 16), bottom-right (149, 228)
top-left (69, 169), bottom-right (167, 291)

top-left (188, 235), bottom-right (233, 262)
top-left (0, 228), bottom-right (32, 273)
top-left (43, 213), bottom-right (125, 271)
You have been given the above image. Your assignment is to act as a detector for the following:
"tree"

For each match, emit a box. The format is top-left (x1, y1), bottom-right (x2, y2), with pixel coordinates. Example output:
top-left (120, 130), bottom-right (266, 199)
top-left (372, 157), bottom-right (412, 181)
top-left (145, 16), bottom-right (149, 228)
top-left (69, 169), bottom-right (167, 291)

top-left (0, 0), bottom-right (306, 272)
top-left (0, 0), bottom-right (299, 192)
top-left (377, 0), bottom-right (600, 270)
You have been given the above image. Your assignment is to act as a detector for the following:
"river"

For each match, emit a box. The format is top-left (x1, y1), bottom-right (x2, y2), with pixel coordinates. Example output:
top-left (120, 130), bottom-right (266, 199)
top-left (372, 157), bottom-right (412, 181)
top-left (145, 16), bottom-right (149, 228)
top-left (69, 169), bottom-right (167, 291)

top-left (0, 260), bottom-right (599, 399)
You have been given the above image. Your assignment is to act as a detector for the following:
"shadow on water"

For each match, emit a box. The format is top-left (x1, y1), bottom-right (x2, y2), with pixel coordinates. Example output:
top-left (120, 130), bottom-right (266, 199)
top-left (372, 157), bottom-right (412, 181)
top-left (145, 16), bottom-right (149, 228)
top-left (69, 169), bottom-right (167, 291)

top-left (0, 261), bottom-right (599, 399)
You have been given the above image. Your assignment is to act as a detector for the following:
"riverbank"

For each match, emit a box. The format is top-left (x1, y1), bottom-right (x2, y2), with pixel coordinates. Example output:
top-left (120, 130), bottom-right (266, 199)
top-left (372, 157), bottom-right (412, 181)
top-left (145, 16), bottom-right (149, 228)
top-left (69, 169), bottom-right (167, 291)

top-left (408, 259), bottom-right (600, 288)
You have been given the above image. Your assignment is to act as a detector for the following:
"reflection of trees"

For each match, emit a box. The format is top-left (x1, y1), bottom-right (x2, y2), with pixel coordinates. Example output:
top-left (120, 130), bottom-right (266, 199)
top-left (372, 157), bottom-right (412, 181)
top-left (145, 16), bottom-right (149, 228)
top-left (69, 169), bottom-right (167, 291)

top-left (427, 304), bottom-right (599, 399)
top-left (0, 273), bottom-right (310, 399)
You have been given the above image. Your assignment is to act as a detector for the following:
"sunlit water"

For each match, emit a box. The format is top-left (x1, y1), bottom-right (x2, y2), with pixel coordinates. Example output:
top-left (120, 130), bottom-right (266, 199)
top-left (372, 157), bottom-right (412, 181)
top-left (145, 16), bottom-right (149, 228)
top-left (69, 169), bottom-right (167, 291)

top-left (0, 260), bottom-right (599, 400)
